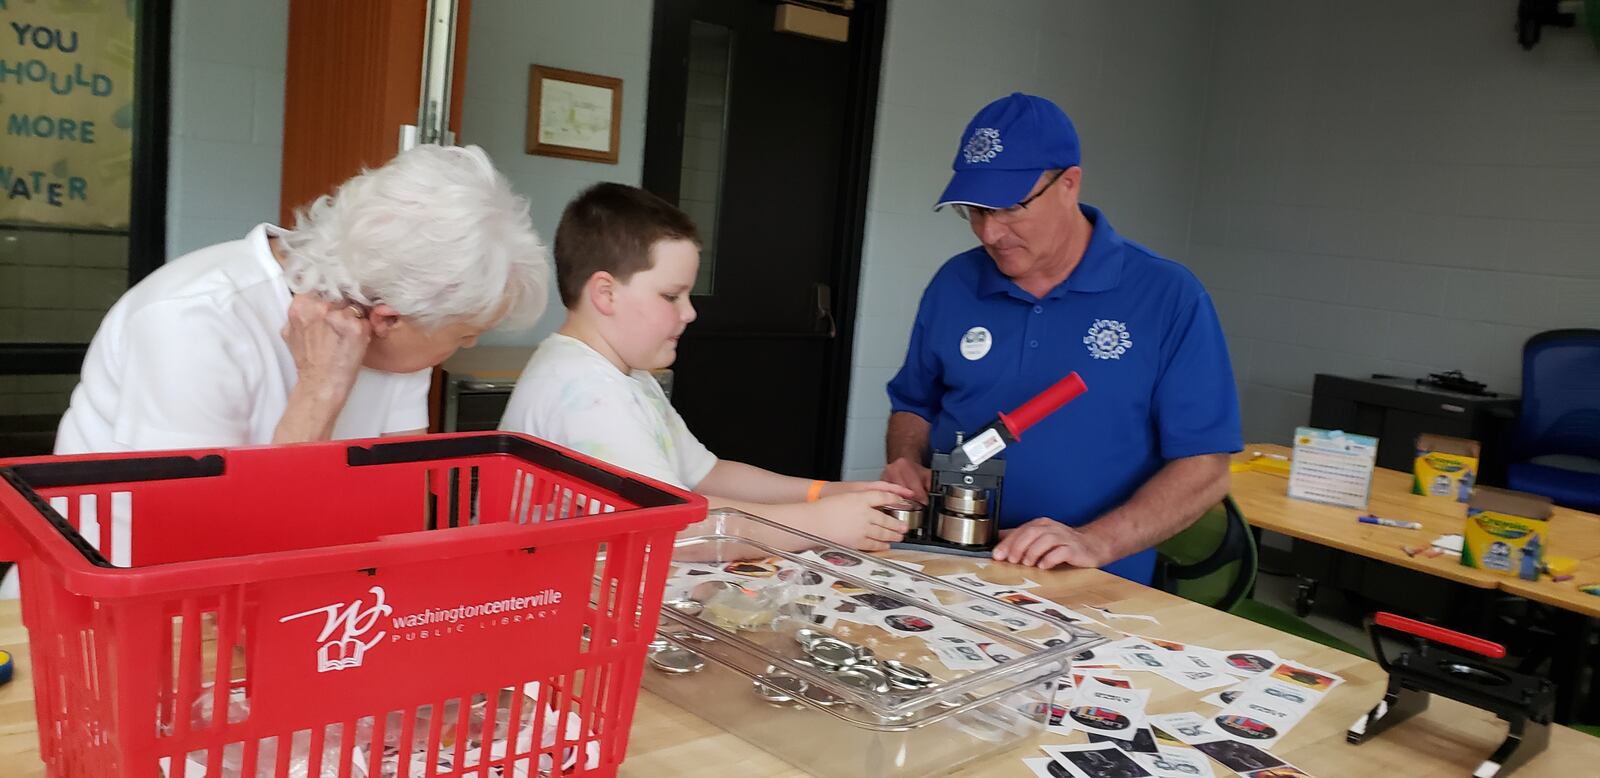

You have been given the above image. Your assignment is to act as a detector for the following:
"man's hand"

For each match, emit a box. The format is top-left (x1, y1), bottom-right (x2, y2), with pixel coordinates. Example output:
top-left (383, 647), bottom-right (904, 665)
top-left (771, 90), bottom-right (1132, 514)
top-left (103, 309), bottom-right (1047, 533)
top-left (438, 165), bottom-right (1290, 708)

top-left (879, 457), bottom-right (932, 504)
top-left (992, 517), bottom-right (1111, 569)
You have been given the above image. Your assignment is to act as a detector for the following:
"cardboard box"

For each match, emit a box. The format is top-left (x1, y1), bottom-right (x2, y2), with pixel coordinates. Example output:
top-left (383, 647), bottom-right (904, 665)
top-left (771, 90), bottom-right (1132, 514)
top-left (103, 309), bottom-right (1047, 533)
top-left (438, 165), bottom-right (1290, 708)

top-left (1412, 433), bottom-right (1481, 503)
top-left (1462, 486), bottom-right (1554, 580)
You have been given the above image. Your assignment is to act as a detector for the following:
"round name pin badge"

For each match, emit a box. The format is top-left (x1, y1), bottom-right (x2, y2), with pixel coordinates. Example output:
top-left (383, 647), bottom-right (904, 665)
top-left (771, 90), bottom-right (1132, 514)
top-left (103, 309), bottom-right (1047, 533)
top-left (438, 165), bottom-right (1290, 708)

top-left (960, 326), bottom-right (993, 360)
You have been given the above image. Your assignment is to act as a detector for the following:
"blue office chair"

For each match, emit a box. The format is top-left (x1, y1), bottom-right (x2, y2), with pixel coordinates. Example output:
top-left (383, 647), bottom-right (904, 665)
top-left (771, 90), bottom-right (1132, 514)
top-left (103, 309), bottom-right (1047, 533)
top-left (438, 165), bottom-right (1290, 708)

top-left (1506, 329), bottom-right (1600, 512)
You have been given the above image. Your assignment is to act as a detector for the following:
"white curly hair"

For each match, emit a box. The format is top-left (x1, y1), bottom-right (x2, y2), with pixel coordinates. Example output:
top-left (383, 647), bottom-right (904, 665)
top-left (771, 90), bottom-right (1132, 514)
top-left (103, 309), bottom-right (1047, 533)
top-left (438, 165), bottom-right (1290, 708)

top-left (278, 144), bottom-right (549, 330)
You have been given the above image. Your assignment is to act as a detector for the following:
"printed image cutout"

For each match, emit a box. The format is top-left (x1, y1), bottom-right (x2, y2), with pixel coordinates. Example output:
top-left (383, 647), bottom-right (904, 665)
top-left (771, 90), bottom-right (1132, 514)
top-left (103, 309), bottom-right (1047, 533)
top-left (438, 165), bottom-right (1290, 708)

top-left (1269, 663), bottom-right (1340, 693)
top-left (1258, 684), bottom-right (1309, 707)
top-left (996, 591), bottom-right (1043, 606)
top-left (1024, 702), bottom-right (1070, 727)
top-left (1215, 715), bottom-right (1278, 741)
top-left (852, 592), bottom-right (912, 611)
top-left (1045, 744), bottom-right (1153, 778)
top-left (1133, 749), bottom-right (1214, 778)
top-left (1040, 607), bottom-right (1089, 623)
top-left (1247, 768), bottom-right (1313, 778)
top-left (978, 642), bottom-right (1018, 663)
top-left (1192, 740), bottom-right (1285, 773)
top-left (1224, 653), bottom-right (1275, 674)
top-left (1073, 672), bottom-right (1133, 689)
top-left (777, 568), bottom-right (823, 586)
top-left (723, 560), bottom-right (779, 577)
top-left (885, 613), bottom-right (936, 633)
top-left (818, 550), bottom-right (862, 567)
top-left (1021, 757), bottom-right (1066, 778)
top-left (1088, 727), bottom-right (1159, 754)
top-left (947, 644), bottom-right (987, 664)
top-left (1069, 706), bottom-right (1132, 732)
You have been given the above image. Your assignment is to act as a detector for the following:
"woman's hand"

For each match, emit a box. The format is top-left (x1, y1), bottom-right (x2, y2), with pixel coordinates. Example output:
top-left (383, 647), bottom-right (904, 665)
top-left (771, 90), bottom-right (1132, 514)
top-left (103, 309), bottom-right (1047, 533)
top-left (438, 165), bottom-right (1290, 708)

top-left (272, 294), bottom-right (371, 444)
top-left (282, 294), bottom-right (371, 397)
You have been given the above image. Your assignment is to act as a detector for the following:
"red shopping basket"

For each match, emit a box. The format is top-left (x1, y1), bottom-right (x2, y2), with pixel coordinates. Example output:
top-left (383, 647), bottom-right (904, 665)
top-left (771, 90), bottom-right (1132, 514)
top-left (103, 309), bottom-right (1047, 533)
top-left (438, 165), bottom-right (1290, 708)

top-left (0, 432), bottom-right (705, 777)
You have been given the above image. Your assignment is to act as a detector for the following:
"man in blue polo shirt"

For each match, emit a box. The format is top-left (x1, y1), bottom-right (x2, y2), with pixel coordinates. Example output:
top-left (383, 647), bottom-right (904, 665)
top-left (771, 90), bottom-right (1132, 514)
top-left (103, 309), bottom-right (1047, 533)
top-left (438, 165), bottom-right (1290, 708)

top-left (881, 93), bottom-right (1242, 585)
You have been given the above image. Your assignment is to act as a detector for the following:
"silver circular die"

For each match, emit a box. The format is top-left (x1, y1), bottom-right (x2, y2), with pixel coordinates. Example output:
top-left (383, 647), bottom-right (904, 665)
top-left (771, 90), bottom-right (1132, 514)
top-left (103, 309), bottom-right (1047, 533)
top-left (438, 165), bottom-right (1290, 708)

top-left (663, 598), bottom-right (704, 617)
top-left (648, 647), bottom-right (705, 675)
top-left (689, 579), bottom-right (745, 602)
top-left (794, 628), bottom-right (829, 649)
top-left (834, 665), bottom-right (891, 694)
top-left (881, 659), bottom-right (934, 689)
top-left (753, 672), bottom-right (809, 705)
top-left (805, 637), bottom-right (862, 669)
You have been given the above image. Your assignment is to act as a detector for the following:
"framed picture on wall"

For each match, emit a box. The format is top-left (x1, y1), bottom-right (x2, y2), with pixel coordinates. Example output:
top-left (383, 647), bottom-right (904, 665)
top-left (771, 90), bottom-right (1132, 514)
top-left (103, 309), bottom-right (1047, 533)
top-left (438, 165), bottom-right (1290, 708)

top-left (526, 65), bottom-right (622, 164)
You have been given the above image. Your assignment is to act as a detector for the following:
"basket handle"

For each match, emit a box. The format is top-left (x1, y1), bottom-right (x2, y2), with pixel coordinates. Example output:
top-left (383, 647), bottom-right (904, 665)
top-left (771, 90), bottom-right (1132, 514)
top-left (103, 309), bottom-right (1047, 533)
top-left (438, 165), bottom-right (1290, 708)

top-left (371, 513), bottom-right (623, 556)
top-left (0, 511), bottom-right (32, 565)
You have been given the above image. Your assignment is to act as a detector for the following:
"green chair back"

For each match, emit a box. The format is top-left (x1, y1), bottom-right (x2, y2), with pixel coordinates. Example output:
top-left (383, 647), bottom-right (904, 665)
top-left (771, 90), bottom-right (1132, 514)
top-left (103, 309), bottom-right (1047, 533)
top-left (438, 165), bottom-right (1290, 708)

top-left (1155, 496), bottom-right (1257, 612)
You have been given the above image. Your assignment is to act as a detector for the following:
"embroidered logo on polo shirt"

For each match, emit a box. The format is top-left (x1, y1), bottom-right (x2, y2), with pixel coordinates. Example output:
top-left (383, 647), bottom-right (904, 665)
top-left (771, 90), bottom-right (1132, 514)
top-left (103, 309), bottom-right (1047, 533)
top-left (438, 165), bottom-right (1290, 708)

top-left (962, 128), bottom-right (1003, 164)
top-left (1083, 319), bottom-right (1132, 360)
top-left (960, 326), bottom-right (992, 360)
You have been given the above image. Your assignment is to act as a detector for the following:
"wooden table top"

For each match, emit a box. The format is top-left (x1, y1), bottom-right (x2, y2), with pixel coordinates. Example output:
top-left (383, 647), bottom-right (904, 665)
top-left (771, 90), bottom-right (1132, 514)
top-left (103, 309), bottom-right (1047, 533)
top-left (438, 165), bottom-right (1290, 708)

top-left (4, 559), bottom-right (1598, 776)
top-left (1232, 443), bottom-right (1600, 618)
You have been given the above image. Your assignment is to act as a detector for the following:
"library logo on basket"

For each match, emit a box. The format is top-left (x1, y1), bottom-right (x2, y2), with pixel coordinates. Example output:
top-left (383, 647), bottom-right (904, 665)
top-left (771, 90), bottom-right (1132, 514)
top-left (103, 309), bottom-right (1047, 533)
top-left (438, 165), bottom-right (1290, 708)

top-left (278, 585), bottom-right (566, 672)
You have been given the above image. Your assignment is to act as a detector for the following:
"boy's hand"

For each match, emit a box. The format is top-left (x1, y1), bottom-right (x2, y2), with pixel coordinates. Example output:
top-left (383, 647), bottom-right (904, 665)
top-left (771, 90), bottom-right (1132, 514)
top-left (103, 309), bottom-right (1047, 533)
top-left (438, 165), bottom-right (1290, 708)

top-left (807, 491), bottom-right (908, 552)
top-left (819, 479), bottom-right (917, 501)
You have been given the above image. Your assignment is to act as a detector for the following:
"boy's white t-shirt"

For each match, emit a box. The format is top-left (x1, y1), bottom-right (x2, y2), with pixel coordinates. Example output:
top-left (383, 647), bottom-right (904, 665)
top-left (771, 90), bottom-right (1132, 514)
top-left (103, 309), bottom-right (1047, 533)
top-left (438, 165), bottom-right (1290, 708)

top-left (499, 333), bottom-right (716, 490)
top-left (54, 223), bottom-right (431, 455)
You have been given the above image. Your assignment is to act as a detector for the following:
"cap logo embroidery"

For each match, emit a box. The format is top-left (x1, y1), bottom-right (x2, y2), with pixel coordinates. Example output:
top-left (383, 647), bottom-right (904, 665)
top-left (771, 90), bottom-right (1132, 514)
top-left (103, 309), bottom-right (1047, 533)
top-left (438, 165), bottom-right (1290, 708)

top-left (1084, 319), bottom-right (1132, 360)
top-left (962, 128), bottom-right (1003, 164)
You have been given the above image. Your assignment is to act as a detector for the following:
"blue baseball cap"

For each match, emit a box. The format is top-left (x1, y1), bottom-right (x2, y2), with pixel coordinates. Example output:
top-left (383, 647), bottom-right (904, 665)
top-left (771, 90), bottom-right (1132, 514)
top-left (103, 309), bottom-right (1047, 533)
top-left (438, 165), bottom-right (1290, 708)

top-left (934, 93), bottom-right (1081, 211)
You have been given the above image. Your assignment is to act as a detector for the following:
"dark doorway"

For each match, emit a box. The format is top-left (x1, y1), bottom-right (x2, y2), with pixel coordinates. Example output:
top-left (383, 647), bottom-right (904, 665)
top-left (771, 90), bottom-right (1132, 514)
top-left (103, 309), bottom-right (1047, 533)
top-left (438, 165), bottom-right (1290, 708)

top-left (642, 0), bottom-right (884, 478)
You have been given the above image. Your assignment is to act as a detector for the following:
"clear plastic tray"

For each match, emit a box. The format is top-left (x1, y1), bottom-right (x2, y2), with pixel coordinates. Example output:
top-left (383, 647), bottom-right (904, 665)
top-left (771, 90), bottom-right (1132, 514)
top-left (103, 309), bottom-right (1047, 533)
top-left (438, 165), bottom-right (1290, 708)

top-left (638, 508), bottom-right (1109, 777)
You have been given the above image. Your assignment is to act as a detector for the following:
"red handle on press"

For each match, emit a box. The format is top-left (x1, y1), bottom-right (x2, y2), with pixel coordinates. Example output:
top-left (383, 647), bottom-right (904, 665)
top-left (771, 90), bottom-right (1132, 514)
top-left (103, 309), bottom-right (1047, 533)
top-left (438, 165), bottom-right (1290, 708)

top-left (998, 372), bottom-right (1087, 438)
top-left (1374, 612), bottom-right (1505, 659)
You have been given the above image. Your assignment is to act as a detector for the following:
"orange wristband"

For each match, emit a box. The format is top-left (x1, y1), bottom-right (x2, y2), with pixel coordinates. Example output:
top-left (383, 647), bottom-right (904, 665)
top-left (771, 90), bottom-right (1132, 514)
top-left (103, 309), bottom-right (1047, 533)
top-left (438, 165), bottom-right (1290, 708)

top-left (806, 479), bottom-right (827, 502)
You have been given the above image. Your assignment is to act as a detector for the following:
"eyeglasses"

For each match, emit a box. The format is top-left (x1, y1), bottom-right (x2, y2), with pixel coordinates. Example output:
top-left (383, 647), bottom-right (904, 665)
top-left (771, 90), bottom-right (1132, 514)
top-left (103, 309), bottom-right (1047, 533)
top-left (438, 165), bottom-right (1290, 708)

top-left (952, 170), bottom-right (1066, 223)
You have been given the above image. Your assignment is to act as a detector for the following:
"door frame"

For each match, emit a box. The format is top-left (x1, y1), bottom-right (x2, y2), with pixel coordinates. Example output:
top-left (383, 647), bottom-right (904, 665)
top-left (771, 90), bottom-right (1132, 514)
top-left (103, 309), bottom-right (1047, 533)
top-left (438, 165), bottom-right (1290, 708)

top-left (641, 0), bottom-right (887, 478)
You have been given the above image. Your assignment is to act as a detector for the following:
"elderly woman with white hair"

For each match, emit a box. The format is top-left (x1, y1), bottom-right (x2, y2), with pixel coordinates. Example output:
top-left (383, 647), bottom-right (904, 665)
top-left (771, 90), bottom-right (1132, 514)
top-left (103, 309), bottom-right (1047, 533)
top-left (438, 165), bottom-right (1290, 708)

top-left (54, 144), bottom-right (550, 454)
